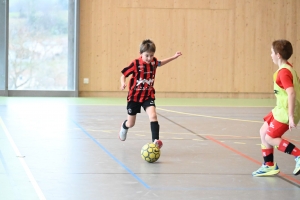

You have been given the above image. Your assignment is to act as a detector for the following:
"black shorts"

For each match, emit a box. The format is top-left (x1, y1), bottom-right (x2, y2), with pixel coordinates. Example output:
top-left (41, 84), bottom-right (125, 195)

top-left (127, 98), bottom-right (156, 115)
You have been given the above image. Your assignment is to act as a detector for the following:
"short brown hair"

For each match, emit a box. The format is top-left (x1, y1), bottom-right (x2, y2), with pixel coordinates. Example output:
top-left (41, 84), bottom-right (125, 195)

top-left (272, 40), bottom-right (293, 60)
top-left (140, 39), bottom-right (156, 54)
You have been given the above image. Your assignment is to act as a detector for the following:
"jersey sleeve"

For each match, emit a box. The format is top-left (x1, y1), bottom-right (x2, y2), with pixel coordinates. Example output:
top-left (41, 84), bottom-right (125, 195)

top-left (153, 57), bottom-right (160, 67)
top-left (157, 61), bottom-right (161, 67)
top-left (121, 61), bottom-right (135, 77)
top-left (277, 68), bottom-right (293, 89)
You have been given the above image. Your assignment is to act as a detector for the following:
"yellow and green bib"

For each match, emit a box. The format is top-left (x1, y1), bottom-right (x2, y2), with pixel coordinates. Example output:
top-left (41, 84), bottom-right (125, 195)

top-left (272, 63), bottom-right (300, 124)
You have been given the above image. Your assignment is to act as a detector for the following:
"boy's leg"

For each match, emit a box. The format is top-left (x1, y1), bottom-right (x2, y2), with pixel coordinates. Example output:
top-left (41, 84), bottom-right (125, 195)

top-left (119, 115), bottom-right (136, 141)
top-left (144, 100), bottom-right (163, 148)
top-left (264, 119), bottom-right (300, 175)
top-left (124, 115), bottom-right (137, 128)
top-left (263, 119), bottom-right (300, 156)
top-left (275, 138), bottom-right (300, 175)
top-left (252, 122), bottom-right (279, 177)
top-left (119, 101), bottom-right (140, 141)
top-left (145, 106), bottom-right (159, 141)
top-left (274, 139), bottom-right (300, 156)
top-left (260, 122), bottom-right (274, 166)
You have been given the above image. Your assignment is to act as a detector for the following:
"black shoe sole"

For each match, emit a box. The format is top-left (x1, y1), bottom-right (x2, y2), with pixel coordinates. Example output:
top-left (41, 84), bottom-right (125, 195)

top-left (294, 169), bottom-right (300, 176)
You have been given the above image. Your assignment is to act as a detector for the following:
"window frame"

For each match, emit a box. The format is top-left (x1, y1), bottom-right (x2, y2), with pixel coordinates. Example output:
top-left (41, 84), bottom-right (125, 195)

top-left (0, 0), bottom-right (79, 97)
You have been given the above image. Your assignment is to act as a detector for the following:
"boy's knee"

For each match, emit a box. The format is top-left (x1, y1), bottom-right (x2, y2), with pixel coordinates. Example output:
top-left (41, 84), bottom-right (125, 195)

top-left (265, 134), bottom-right (274, 143)
top-left (124, 119), bottom-right (135, 128)
top-left (259, 125), bottom-right (268, 138)
top-left (149, 114), bottom-right (157, 121)
top-left (127, 121), bottom-right (135, 128)
top-left (259, 130), bottom-right (265, 138)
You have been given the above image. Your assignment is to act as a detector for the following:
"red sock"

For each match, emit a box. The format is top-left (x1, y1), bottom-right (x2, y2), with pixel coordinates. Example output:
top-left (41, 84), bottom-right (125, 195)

top-left (262, 148), bottom-right (274, 166)
top-left (278, 139), bottom-right (300, 156)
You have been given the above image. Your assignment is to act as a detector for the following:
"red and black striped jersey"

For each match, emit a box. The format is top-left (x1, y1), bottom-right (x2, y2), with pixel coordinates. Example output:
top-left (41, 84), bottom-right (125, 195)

top-left (121, 56), bottom-right (159, 102)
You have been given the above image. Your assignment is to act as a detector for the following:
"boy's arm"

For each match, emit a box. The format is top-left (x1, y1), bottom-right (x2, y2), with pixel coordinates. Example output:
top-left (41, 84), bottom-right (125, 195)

top-left (120, 74), bottom-right (127, 90)
top-left (159, 51), bottom-right (182, 67)
top-left (286, 87), bottom-right (296, 130)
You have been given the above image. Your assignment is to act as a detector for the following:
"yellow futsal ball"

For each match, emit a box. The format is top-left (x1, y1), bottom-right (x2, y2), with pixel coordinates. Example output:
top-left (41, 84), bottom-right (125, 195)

top-left (141, 143), bottom-right (160, 163)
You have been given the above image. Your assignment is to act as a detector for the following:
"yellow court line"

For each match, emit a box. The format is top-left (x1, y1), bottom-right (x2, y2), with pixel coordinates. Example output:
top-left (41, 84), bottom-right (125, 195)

top-left (64, 103), bottom-right (274, 108)
top-left (192, 139), bottom-right (204, 141)
top-left (200, 134), bottom-right (243, 138)
top-left (0, 117), bottom-right (46, 200)
top-left (234, 142), bottom-right (246, 144)
top-left (101, 130), bottom-right (113, 133)
top-left (72, 104), bottom-right (273, 107)
top-left (157, 107), bottom-right (262, 123)
top-left (135, 134), bottom-right (146, 136)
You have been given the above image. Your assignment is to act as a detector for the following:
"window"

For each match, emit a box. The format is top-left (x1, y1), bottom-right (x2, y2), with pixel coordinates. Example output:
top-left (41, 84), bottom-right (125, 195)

top-left (0, 1), bottom-right (8, 93)
top-left (0, 0), bottom-right (78, 96)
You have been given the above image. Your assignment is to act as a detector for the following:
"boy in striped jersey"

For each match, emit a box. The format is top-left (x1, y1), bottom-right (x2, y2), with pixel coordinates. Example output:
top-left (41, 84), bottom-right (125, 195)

top-left (119, 39), bottom-right (182, 148)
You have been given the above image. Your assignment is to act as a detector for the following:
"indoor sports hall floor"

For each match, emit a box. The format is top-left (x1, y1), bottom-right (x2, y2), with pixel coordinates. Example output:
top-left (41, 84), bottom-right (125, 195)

top-left (0, 97), bottom-right (300, 200)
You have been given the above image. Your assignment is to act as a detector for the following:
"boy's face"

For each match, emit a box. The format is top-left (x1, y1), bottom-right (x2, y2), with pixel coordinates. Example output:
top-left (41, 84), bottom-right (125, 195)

top-left (141, 51), bottom-right (154, 63)
top-left (271, 47), bottom-right (279, 64)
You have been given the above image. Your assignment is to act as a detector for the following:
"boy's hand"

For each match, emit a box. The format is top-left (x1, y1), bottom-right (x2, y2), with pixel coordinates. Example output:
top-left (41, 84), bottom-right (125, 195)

top-left (289, 115), bottom-right (296, 131)
top-left (173, 51), bottom-right (182, 59)
top-left (120, 83), bottom-right (127, 90)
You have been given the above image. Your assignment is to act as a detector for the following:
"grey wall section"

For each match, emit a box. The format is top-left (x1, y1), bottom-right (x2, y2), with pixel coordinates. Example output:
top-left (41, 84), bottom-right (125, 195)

top-left (0, 0), bottom-right (8, 95)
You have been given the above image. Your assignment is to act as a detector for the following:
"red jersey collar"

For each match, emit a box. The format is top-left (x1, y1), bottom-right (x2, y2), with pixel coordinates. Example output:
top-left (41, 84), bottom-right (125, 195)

top-left (287, 61), bottom-right (293, 67)
top-left (138, 56), bottom-right (153, 64)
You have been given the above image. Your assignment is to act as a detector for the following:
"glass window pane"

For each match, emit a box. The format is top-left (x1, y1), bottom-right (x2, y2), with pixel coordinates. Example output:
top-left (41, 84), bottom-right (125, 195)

top-left (8, 0), bottom-right (74, 90)
top-left (0, 1), bottom-right (7, 91)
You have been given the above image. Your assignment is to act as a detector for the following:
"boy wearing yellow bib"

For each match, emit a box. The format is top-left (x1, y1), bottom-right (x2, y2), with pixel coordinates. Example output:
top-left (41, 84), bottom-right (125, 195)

top-left (252, 40), bottom-right (300, 177)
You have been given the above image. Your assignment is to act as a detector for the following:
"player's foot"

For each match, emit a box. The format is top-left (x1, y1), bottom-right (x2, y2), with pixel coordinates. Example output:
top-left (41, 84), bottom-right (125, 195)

top-left (153, 139), bottom-right (163, 149)
top-left (252, 163), bottom-right (280, 177)
top-left (119, 122), bottom-right (128, 141)
top-left (293, 156), bottom-right (300, 175)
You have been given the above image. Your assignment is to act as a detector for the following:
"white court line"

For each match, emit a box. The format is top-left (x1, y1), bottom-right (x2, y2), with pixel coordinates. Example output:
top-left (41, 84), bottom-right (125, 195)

top-left (0, 117), bottom-right (46, 200)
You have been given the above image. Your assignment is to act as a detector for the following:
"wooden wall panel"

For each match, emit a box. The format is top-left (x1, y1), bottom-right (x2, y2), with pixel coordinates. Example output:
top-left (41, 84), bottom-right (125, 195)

top-left (297, 0), bottom-right (300, 69)
top-left (79, 0), bottom-right (300, 98)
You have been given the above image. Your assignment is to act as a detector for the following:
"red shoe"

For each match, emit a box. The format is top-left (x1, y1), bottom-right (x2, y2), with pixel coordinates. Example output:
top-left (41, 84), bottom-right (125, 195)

top-left (153, 139), bottom-right (163, 149)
